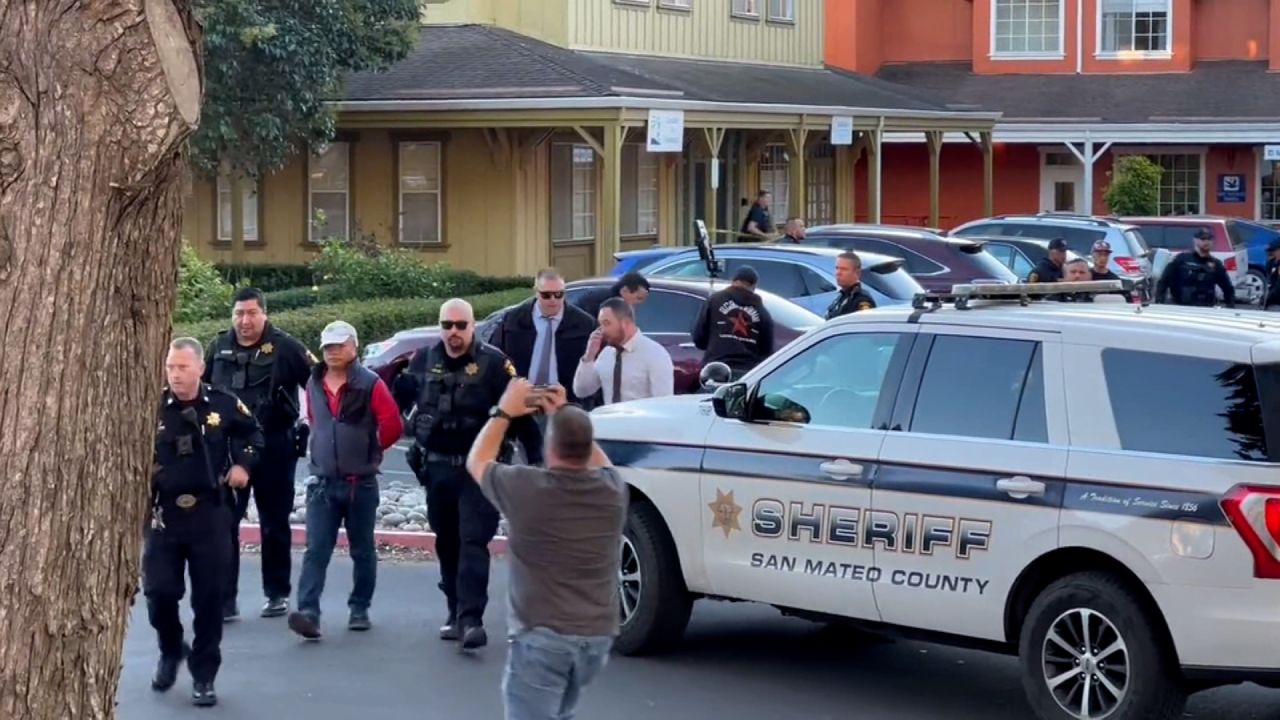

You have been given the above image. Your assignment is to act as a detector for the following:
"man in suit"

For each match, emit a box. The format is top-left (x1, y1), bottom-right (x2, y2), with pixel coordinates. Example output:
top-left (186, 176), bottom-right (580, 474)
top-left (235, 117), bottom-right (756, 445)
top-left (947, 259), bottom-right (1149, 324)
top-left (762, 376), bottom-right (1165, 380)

top-left (490, 267), bottom-right (596, 405)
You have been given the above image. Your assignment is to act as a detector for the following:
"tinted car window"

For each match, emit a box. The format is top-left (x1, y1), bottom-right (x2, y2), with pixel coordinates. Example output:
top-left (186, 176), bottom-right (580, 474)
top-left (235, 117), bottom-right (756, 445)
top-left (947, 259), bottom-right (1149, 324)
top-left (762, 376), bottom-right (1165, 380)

top-left (1103, 349), bottom-right (1268, 461)
top-left (1123, 228), bottom-right (1151, 256)
top-left (947, 243), bottom-right (1019, 283)
top-left (758, 291), bottom-right (823, 331)
top-left (991, 222), bottom-right (1106, 256)
top-left (1159, 225), bottom-right (1205, 251)
top-left (652, 258), bottom-right (711, 278)
top-left (953, 224), bottom-right (1005, 238)
top-left (723, 258), bottom-right (808, 298)
top-left (862, 265), bottom-right (924, 301)
top-left (633, 290), bottom-right (705, 334)
top-left (820, 236), bottom-right (946, 275)
top-left (986, 243), bottom-right (1035, 278)
top-left (753, 332), bottom-right (906, 429)
top-left (910, 335), bottom-right (1044, 441)
top-left (799, 266), bottom-right (836, 294)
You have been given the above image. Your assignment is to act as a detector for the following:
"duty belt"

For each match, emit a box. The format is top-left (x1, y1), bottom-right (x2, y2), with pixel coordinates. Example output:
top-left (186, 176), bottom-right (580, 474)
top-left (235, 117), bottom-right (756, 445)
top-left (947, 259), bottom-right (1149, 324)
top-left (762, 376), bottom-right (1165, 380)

top-left (426, 452), bottom-right (466, 467)
top-left (159, 492), bottom-right (218, 510)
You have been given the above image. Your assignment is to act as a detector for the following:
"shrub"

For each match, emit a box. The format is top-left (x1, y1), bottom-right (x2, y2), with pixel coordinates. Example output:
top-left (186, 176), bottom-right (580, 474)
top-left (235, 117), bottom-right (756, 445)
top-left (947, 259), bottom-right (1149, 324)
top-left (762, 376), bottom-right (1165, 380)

top-left (1104, 155), bottom-right (1163, 216)
top-left (309, 239), bottom-right (532, 302)
top-left (264, 285), bottom-right (333, 312)
top-left (175, 244), bottom-right (235, 324)
top-left (214, 263), bottom-right (317, 292)
top-left (173, 288), bottom-right (531, 356)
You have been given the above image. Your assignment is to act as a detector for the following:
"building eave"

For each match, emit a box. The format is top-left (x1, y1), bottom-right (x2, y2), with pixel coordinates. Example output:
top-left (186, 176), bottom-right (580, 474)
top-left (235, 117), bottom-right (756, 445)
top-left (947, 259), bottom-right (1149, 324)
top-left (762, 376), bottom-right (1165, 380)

top-left (883, 121), bottom-right (1280, 144)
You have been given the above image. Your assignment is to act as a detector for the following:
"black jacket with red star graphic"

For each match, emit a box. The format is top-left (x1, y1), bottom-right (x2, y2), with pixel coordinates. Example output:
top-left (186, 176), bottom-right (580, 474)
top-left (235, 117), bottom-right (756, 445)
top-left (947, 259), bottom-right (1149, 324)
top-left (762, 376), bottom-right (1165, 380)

top-left (692, 284), bottom-right (775, 378)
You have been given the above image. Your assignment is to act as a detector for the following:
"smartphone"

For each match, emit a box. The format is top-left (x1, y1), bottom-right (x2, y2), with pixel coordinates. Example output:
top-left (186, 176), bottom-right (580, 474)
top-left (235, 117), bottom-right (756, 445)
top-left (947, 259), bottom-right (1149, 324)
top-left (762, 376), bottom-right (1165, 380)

top-left (525, 384), bottom-right (550, 408)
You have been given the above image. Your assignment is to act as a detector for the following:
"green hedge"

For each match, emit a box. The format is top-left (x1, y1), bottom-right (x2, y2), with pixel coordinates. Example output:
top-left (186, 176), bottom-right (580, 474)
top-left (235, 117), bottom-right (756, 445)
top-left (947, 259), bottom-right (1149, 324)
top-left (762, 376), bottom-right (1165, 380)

top-left (215, 264), bottom-right (317, 292)
top-left (173, 288), bottom-right (530, 356)
top-left (257, 271), bottom-right (533, 315)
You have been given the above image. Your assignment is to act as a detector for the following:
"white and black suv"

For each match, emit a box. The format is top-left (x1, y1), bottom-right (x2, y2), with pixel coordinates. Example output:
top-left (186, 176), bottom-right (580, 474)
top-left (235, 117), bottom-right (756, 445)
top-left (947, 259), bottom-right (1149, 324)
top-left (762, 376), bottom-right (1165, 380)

top-left (593, 282), bottom-right (1280, 720)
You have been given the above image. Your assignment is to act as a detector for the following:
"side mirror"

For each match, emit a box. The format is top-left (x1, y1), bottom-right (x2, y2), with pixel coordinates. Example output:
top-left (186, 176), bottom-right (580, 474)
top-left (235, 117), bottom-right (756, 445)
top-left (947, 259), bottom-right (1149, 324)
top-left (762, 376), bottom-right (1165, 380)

top-left (699, 362), bottom-right (733, 392)
top-left (711, 382), bottom-right (749, 420)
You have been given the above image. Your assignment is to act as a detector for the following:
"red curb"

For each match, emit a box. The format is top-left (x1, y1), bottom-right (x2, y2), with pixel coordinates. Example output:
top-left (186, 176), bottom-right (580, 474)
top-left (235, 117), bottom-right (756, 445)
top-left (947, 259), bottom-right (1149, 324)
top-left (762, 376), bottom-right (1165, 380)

top-left (238, 523), bottom-right (508, 555)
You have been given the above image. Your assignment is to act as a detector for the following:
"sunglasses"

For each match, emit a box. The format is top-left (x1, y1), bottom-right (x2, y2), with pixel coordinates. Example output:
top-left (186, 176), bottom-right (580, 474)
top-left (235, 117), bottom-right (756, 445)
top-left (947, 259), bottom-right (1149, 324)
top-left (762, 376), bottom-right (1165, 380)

top-left (538, 291), bottom-right (565, 299)
top-left (440, 320), bottom-right (470, 331)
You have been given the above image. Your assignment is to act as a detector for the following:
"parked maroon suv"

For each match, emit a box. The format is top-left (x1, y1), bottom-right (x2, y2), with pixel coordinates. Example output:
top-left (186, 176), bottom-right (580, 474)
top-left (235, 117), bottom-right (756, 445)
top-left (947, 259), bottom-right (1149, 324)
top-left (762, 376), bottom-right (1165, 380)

top-left (362, 276), bottom-right (824, 420)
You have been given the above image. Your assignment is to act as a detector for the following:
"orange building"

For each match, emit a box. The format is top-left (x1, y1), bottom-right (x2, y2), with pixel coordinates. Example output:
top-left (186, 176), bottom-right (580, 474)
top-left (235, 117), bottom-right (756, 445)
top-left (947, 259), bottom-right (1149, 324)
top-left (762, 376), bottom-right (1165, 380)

top-left (828, 0), bottom-right (1280, 227)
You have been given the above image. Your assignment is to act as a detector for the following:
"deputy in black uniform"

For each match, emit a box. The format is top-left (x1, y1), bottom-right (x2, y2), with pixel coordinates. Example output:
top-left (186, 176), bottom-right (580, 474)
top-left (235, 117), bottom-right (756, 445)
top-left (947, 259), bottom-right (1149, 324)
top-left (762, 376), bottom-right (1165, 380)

top-left (1026, 237), bottom-right (1068, 284)
top-left (406, 298), bottom-right (543, 651)
top-left (826, 251), bottom-right (876, 320)
top-left (1155, 228), bottom-right (1235, 307)
top-left (1262, 238), bottom-right (1280, 310)
top-left (203, 287), bottom-right (315, 620)
top-left (148, 337), bottom-right (264, 707)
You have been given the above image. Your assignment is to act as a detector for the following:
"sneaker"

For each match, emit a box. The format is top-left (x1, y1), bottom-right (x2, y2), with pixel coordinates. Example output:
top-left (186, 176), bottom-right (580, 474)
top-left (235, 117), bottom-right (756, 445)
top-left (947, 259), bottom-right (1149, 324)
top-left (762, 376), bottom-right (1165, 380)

top-left (460, 625), bottom-right (488, 651)
top-left (261, 597), bottom-right (289, 618)
top-left (222, 602), bottom-right (240, 623)
top-left (348, 609), bottom-right (371, 632)
top-left (192, 680), bottom-right (217, 707)
top-left (439, 612), bottom-right (460, 641)
top-left (151, 643), bottom-right (190, 692)
top-left (287, 611), bottom-right (322, 640)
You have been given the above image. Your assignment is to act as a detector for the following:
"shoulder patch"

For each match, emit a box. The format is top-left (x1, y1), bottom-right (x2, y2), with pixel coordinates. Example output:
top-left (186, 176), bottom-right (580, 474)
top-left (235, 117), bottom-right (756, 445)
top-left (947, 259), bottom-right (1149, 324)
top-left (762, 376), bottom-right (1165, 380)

top-left (1027, 273), bottom-right (1039, 283)
top-left (857, 302), bottom-right (872, 311)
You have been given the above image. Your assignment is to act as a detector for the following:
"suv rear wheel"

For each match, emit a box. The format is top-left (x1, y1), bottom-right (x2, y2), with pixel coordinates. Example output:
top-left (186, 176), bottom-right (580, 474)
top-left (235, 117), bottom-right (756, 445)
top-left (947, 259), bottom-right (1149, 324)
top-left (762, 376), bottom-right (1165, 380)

top-left (613, 500), bottom-right (693, 656)
top-left (1018, 572), bottom-right (1185, 720)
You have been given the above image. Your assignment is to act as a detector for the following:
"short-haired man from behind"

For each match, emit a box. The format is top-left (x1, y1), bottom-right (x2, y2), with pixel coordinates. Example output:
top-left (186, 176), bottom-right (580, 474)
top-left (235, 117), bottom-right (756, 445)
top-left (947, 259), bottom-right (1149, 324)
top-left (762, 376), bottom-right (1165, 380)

top-left (692, 265), bottom-right (775, 380)
top-left (466, 381), bottom-right (625, 720)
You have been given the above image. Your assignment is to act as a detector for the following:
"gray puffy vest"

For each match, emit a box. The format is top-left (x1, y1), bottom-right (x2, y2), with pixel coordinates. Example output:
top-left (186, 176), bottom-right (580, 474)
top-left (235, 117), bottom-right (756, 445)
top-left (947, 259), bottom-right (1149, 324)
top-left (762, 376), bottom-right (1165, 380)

top-left (307, 364), bottom-right (381, 479)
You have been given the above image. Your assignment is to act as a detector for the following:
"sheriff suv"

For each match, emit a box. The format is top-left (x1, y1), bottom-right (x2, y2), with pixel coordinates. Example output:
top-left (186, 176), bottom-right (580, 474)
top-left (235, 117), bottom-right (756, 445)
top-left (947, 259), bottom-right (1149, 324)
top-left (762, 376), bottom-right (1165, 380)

top-left (593, 282), bottom-right (1280, 720)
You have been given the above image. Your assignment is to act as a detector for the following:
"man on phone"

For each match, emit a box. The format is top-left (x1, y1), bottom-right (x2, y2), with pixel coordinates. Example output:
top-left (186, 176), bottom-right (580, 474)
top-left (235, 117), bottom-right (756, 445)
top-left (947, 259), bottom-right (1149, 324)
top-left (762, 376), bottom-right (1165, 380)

top-left (573, 298), bottom-right (673, 405)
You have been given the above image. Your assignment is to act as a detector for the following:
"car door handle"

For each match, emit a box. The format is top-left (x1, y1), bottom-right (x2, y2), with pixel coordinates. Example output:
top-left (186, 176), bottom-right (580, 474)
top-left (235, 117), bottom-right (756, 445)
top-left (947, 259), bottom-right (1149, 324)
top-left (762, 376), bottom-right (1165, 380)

top-left (819, 459), bottom-right (864, 481)
top-left (996, 476), bottom-right (1045, 499)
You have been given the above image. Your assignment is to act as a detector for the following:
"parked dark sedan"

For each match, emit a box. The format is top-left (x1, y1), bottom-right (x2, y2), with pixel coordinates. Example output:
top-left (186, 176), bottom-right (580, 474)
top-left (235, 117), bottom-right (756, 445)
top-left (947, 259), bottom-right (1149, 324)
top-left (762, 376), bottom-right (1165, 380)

top-left (780, 223), bottom-right (1017, 292)
top-left (361, 276), bottom-right (824, 418)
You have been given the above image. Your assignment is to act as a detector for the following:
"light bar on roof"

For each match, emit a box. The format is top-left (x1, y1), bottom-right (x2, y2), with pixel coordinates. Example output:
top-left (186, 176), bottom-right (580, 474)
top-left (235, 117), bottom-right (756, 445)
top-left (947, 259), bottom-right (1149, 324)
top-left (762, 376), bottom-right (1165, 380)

top-left (912, 280), bottom-right (1134, 310)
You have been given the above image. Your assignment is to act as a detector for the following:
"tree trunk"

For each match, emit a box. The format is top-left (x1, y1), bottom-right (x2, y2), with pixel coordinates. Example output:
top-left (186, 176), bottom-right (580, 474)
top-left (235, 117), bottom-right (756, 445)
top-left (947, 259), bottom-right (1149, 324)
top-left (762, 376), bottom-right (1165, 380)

top-left (0, 2), bottom-right (202, 717)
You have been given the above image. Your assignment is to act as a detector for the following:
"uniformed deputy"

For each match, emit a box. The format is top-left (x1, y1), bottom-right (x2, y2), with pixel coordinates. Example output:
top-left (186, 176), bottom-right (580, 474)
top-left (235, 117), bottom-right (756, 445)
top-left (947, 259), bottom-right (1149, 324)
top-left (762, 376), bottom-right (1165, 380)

top-left (148, 337), bottom-right (264, 707)
top-left (1026, 237), bottom-right (1068, 284)
top-left (1262, 238), bottom-right (1280, 310)
top-left (203, 287), bottom-right (315, 621)
top-left (1155, 228), bottom-right (1236, 307)
top-left (826, 252), bottom-right (876, 320)
top-left (406, 298), bottom-right (544, 652)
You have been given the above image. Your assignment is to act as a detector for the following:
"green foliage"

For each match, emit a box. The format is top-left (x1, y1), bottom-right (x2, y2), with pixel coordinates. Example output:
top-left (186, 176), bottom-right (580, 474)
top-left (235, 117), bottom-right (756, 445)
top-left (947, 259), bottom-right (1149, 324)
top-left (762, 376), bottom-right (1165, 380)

top-left (175, 244), bottom-right (235, 323)
top-left (1104, 155), bottom-right (1164, 216)
top-left (215, 264), bottom-right (317, 292)
top-left (173, 288), bottom-right (531, 357)
top-left (309, 239), bottom-right (533, 302)
top-left (190, 0), bottom-right (419, 178)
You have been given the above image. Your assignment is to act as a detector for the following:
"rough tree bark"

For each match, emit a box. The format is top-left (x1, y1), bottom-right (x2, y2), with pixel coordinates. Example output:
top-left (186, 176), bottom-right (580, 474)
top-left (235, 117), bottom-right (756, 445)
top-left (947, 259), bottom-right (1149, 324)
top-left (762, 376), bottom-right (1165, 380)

top-left (0, 1), bottom-right (202, 717)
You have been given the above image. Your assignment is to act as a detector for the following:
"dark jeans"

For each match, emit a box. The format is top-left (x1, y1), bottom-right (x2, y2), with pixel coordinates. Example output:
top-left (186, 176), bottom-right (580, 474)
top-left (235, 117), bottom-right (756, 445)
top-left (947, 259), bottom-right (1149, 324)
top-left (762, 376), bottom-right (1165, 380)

top-left (425, 460), bottom-right (500, 626)
top-left (144, 503), bottom-right (230, 684)
top-left (227, 430), bottom-right (298, 605)
top-left (295, 476), bottom-right (379, 617)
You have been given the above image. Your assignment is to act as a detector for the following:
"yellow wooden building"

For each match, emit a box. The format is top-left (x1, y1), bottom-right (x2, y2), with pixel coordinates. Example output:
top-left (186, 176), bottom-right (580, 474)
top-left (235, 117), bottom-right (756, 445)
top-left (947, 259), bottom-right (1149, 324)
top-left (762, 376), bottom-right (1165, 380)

top-left (186, 0), bottom-right (999, 278)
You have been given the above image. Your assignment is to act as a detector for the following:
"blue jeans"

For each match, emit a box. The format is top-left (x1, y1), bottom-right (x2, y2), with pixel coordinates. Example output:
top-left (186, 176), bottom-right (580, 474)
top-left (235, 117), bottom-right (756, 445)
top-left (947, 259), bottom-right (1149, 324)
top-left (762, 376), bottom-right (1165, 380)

top-left (296, 476), bottom-right (379, 616)
top-left (502, 627), bottom-right (613, 720)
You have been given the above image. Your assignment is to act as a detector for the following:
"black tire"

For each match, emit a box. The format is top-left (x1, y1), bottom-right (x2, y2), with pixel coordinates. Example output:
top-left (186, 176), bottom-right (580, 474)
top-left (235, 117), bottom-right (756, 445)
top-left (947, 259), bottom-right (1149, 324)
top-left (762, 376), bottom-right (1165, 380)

top-left (613, 500), bottom-right (693, 656)
top-left (1018, 571), bottom-right (1185, 720)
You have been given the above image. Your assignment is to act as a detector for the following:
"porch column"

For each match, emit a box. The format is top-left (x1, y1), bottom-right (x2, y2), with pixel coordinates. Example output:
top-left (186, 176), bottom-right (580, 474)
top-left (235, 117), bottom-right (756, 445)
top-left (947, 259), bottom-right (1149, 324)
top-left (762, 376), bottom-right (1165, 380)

top-left (835, 143), bottom-right (855, 223)
top-left (867, 119), bottom-right (884, 224)
top-left (595, 123), bottom-right (625, 276)
top-left (926, 130), bottom-right (944, 228)
top-left (787, 127), bottom-right (809, 224)
top-left (1063, 133), bottom-right (1112, 215)
top-left (980, 131), bottom-right (994, 217)
top-left (657, 153), bottom-right (680, 246)
top-left (702, 128), bottom-right (726, 242)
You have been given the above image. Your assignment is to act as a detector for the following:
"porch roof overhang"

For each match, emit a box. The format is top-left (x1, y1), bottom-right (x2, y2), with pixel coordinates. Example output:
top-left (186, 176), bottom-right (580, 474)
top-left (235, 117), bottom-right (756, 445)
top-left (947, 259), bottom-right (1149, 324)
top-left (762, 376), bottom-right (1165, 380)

top-left (883, 121), bottom-right (1280, 144)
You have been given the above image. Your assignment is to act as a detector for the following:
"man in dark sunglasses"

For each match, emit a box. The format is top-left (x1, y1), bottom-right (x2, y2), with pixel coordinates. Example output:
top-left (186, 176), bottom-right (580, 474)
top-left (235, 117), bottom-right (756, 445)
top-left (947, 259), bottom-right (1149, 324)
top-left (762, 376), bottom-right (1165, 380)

top-left (407, 298), bottom-right (544, 652)
top-left (489, 268), bottom-right (594, 406)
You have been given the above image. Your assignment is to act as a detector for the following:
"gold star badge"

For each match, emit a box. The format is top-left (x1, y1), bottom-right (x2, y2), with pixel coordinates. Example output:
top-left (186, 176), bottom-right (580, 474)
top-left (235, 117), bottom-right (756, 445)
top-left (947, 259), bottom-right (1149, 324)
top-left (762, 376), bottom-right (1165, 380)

top-left (465, 362), bottom-right (480, 376)
top-left (857, 302), bottom-right (872, 311)
top-left (206, 412), bottom-right (221, 428)
top-left (707, 489), bottom-right (743, 538)
top-left (261, 342), bottom-right (275, 355)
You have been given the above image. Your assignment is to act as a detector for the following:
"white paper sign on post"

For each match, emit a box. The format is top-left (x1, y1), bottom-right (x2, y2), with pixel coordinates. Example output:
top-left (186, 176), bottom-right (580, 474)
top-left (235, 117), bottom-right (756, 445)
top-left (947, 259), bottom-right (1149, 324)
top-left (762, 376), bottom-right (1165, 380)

top-left (831, 116), bottom-right (854, 146)
top-left (646, 109), bottom-right (685, 153)
top-left (711, 159), bottom-right (720, 189)
top-left (1265, 145), bottom-right (1280, 162)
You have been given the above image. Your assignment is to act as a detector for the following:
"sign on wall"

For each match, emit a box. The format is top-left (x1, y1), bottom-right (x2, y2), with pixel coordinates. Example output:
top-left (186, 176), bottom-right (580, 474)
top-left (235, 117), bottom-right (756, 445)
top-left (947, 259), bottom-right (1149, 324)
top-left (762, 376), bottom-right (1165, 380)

top-left (831, 116), bottom-right (854, 145)
top-left (1217, 174), bottom-right (1247, 203)
top-left (646, 109), bottom-right (685, 153)
top-left (1264, 145), bottom-right (1280, 161)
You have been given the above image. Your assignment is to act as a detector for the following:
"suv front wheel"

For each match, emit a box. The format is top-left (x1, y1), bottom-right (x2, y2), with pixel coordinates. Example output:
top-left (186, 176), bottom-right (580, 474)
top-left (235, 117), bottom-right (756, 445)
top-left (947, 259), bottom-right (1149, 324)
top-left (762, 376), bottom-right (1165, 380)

top-left (1018, 571), bottom-right (1185, 720)
top-left (613, 500), bottom-right (693, 656)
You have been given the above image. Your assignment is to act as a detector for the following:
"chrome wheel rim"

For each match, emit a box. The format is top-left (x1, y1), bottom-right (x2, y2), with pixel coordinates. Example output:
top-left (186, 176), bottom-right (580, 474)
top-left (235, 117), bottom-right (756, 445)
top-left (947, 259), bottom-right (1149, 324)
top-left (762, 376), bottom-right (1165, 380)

top-left (1042, 608), bottom-right (1130, 720)
top-left (1243, 272), bottom-right (1265, 305)
top-left (618, 536), bottom-right (641, 626)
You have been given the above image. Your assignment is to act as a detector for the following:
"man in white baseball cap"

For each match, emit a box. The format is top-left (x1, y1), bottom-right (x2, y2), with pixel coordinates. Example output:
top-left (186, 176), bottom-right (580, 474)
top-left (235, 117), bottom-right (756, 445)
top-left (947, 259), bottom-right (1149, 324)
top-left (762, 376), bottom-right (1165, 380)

top-left (289, 320), bottom-right (403, 640)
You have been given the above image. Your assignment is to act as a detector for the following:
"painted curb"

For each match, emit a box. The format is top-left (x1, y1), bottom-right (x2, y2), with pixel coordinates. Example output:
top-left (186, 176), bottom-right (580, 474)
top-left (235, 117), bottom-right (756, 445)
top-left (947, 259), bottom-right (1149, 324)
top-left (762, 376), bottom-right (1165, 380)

top-left (238, 523), bottom-right (508, 555)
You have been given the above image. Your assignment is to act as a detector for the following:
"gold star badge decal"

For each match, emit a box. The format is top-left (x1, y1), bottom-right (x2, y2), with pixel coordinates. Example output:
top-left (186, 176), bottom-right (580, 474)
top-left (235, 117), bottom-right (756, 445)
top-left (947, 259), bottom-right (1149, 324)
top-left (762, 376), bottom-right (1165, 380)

top-left (261, 342), bottom-right (274, 355)
top-left (465, 362), bottom-right (480, 376)
top-left (206, 412), bottom-right (221, 428)
top-left (707, 489), bottom-right (743, 538)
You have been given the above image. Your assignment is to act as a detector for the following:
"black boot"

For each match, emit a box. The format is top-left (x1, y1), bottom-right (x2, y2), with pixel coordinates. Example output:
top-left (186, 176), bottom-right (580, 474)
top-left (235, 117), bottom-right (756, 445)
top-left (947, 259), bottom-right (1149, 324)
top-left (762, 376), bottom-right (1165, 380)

top-left (151, 643), bottom-right (189, 692)
top-left (439, 612), bottom-right (460, 641)
top-left (460, 624), bottom-right (488, 651)
top-left (192, 680), bottom-right (217, 707)
top-left (261, 597), bottom-right (289, 618)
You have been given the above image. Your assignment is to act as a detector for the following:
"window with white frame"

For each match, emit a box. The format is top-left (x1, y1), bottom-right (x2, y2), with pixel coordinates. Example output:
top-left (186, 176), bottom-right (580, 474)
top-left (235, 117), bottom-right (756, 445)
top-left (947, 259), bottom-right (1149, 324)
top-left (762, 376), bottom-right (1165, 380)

top-left (993, 0), bottom-right (1062, 55)
top-left (309, 142), bottom-right (350, 243)
top-left (398, 142), bottom-right (442, 245)
top-left (216, 173), bottom-right (259, 242)
top-left (1141, 153), bottom-right (1201, 216)
top-left (806, 144), bottom-right (835, 227)
top-left (760, 143), bottom-right (791, 219)
top-left (767, 0), bottom-right (793, 22)
top-left (732, 0), bottom-right (759, 18)
top-left (659, 0), bottom-right (691, 8)
top-left (1100, 0), bottom-right (1170, 54)
top-left (621, 144), bottom-right (659, 236)
top-left (1262, 158), bottom-right (1280, 222)
top-left (551, 144), bottom-right (598, 243)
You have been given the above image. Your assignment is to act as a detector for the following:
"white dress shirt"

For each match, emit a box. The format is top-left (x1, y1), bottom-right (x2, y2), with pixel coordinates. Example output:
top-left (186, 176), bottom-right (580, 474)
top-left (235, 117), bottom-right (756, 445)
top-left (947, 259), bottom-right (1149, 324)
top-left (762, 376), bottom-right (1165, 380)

top-left (528, 305), bottom-right (564, 386)
top-left (573, 331), bottom-right (674, 404)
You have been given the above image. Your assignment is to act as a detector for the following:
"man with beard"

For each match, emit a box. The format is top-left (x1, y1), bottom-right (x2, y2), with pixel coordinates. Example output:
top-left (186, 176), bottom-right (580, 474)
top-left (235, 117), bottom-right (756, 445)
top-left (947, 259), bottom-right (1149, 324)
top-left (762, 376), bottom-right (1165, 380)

top-left (692, 266), bottom-right (775, 380)
top-left (203, 287), bottom-right (315, 621)
top-left (573, 298), bottom-right (674, 405)
top-left (406, 299), bottom-right (544, 651)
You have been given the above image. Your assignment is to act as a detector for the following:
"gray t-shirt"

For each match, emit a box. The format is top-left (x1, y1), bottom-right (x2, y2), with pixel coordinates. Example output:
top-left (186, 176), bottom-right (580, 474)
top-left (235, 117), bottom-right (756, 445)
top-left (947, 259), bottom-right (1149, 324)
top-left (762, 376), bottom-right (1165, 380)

top-left (481, 462), bottom-right (628, 637)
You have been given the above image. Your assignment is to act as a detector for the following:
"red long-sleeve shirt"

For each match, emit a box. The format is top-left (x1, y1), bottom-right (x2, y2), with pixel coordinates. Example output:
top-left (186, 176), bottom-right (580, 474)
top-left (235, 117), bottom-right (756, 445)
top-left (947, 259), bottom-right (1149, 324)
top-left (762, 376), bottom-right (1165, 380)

top-left (307, 374), bottom-right (403, 451)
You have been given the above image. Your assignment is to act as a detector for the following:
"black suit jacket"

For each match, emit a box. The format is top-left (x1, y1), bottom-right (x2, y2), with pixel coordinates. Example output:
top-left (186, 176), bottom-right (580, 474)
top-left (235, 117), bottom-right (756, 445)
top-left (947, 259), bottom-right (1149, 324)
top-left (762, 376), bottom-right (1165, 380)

top-left (490, 297), bottom-right (596, 403)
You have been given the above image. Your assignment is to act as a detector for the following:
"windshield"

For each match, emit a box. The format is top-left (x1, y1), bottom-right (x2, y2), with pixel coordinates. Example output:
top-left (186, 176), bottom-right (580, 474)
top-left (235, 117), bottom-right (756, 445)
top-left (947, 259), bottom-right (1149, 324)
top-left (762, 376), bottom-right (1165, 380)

top-left (949, 243), bottom-right (1019, 282)
top-left (759, 291), bottom-right (823, 329)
